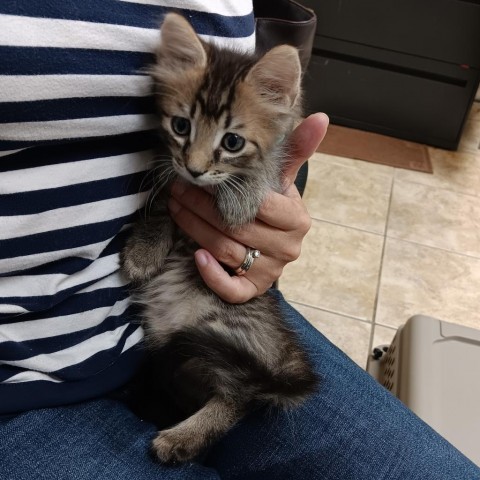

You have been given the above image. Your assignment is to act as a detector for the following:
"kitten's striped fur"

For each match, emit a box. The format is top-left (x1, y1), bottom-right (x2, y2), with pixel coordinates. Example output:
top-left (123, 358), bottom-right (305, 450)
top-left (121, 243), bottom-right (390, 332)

top-left (121, 13), bottom-right (317, 463)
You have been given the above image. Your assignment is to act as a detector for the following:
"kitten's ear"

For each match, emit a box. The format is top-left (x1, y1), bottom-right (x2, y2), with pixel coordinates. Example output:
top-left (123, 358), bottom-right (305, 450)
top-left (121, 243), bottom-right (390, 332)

top-left (157, 13), bottom-right (207, 70)
top-left (246, 45), bottom-right (301, 108)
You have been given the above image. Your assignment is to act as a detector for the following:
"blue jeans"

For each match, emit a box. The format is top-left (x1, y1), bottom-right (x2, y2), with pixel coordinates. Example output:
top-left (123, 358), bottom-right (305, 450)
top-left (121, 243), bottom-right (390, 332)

top-left (1, 291), bottom-right (478, 479)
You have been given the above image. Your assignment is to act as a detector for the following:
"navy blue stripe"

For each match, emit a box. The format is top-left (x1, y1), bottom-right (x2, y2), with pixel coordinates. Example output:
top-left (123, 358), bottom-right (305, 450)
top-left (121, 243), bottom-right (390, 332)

top-left (0, 129), bottom-right (162, 153)
top-left (0, 0), bottom-right (167, 29)
top-left (0, 214), bottom-right (133, 260)
top-left (2, 275), bottom-right (122, 313)
top-left (0, 1), bottom-right (254, 37)
top-left (0, 347), bottom-right (145, 414)
top-left (0, 171), bottom-right (151, 216)
top-left (0, 283), bottom-right (131, 325)
top-left (0, 364), bottom-right (21, 383)
top-left (0, 96), bottom-right (155, 124)
top-left (0, 131), bottom-right (159, 171)
top-left (0, 257), bottom-right (92, 279)
top-left (0, 305), bottom-right (138, 361)
top-left (52, 322), bottom-right (141, 381)
top-left (0, 47), bottom-right (155, 76)
top-left (0, 285), bottom-right (130, 325)
top-left (0, 230), bottom-right (131, 278)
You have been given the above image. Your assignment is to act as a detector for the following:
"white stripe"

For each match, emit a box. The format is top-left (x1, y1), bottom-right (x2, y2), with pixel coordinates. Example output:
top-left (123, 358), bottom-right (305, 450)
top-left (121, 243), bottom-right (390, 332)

top-left (0, 149), bottom-right (25, 157)
top-left (2, 323), bottom-right (131, 372)
top-left (1, 192), bottom-right (148, 240)
top-left (0, 75), bottom-right (152, 103)
top-left (0, 238), bottom-right (114, 276)
top-left (4, 327), bottom-right (143, 383)
top-left (0, 115), bottom-right (160, 141)
top-left (0, 151), bottom-right (152, 194)
top-left (4, 371), bottom-right (63, 384)
top-left (121, 325), bottom-right (144, 353)
top-left (0, 14), bottom-right (254, 53)
top-left (0, 304), bottom-right (29, 315)
top-left (202, 32), bottom-right (255, 53)
top-left (76, 270), bottom-right (131, 294)
top-left (0, 254), bottom-right (121, 298)
top-left (0, 15), bottom-right (158, 52)
top-left (0, 297), bottom-right (131, 343)
top-left (119, 0), bottom-right (253, 17)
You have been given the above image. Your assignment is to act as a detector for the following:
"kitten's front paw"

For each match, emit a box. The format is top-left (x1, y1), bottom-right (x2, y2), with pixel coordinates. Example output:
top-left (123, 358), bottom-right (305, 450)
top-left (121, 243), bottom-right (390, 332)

top-left (121, 251), bottom-right (157, 283)
top-left (151, 430), bottom-right (202, 464)
top-left (121, 241), bottom-right (165, 283)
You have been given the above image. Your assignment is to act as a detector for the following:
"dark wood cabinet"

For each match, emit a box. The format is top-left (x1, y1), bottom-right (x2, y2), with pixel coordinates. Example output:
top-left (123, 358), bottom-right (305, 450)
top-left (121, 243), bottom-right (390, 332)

top-left (302, 0), bottom-right (480, 149)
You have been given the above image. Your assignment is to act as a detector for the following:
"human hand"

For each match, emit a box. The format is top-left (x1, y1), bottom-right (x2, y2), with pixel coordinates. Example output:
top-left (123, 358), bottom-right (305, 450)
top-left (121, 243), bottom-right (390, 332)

top-left (168, 113), bottom-right (329, 303)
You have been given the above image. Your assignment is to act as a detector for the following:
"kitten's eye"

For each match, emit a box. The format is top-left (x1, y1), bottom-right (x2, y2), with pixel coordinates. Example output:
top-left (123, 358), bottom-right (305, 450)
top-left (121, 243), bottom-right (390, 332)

top-left (221, 133), bottom-right (245, 152)
top-left (171, 117), bottom-right (191, 136)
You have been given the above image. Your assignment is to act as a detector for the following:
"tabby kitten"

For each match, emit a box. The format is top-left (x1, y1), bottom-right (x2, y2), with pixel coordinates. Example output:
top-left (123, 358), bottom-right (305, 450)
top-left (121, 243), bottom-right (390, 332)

top-left (122, 13), bottom-right (318, 463)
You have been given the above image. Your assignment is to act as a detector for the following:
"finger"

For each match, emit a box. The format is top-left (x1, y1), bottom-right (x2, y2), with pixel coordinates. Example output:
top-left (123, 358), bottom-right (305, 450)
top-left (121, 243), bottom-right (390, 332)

top-left (170, 181), bottom-right (309, 264)
top-left (171, 181), bottom-right (222, 226)
top-left (169, 197), bottom-right (245, 268)
top-left (170, 194), bottom-right (286, 286)
top-left (254, 188), bottom-right (311, 233)
top-left (171, 182), bottom-right (293, 256)
top-left (169, 196), bottom-right (282, 280)
top-left (283, 112), bottom-right (329, 186)
top-left (194, 250), bottom-right (258, 304)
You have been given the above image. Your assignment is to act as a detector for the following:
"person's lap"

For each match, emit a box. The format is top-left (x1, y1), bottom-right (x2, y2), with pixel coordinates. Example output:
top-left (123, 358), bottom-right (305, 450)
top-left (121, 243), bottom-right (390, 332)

top-left (206, 291), bottom-right (480, 479)
top-left (1, 291), bottom-right (478, 480)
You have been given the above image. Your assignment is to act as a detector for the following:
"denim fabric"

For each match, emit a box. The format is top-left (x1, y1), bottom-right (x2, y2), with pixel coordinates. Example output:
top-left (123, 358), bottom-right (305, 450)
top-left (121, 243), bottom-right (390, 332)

top-left (1, 291), bottom-right (479, 480)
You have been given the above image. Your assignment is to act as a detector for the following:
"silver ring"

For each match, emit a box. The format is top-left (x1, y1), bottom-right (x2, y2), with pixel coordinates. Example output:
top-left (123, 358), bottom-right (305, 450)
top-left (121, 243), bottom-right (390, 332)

top-left (235, 248), bottom-right (261, 276)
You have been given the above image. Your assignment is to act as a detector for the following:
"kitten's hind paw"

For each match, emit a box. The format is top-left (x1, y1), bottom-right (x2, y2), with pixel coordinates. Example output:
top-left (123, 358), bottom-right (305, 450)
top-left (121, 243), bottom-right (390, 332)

top-left (151, 430), bottom-right (202, 464)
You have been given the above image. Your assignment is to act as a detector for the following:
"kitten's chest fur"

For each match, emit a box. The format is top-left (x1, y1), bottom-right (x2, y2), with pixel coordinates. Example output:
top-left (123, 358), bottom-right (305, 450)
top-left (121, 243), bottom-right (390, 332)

top-left (138, 235), bottom-right (215, 345)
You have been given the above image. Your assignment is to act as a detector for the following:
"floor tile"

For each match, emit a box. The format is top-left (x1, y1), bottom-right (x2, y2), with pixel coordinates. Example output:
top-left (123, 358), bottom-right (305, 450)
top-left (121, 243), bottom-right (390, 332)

top-left (371, 324), bottom-right (398, 349)
top-left (387, 180), bottom-right (480, 257)
top-left (375, 238), bottom-right (480, 330)
top-left (280, 220), bottom-right (384, 321)
top-left (291, 302), bottom-right (372, 368)
top-left (291, 107), bottom-right (480, 367)
top-left (395, 148), bottom-right (480, 198)
top-left (304, 153), bottom-right (393, 234)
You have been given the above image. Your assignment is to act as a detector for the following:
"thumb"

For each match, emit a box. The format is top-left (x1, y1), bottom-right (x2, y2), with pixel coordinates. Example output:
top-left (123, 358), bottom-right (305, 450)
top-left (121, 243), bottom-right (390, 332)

top-left (283, 113), bottom-right (329, 186)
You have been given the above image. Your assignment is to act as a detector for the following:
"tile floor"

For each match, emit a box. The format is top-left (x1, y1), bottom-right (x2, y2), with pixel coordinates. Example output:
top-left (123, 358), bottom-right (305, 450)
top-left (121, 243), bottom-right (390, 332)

top-left (280, 101), bottom-right (480, 369)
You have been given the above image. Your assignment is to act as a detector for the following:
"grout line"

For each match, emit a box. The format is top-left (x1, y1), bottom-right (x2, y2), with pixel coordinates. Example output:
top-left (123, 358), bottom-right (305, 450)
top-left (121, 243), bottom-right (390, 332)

top-left (309, 216), bottom-right (385, 237)
top-left (368, 171), bottom-right (395, 354)
top-left (385, 234), bottom-right (480, 262)
top-left (286, 299), bottom-right (373, 326)
top-left (393, 176), bottom-right (480, 200)
top-left (374, 322), bottom-right (400, 330)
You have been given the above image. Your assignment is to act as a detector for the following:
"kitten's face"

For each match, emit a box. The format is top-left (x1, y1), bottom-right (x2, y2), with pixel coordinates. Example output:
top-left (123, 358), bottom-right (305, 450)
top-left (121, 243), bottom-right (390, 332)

top-left (159, 77), bottom-right (274, 187)
top-left (151, 13), bottom-right (302, 189)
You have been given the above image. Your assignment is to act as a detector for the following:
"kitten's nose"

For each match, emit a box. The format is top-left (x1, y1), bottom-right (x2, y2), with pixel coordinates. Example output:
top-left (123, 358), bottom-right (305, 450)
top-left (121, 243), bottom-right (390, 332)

top-left (186, 167), bottom-right (204, 178)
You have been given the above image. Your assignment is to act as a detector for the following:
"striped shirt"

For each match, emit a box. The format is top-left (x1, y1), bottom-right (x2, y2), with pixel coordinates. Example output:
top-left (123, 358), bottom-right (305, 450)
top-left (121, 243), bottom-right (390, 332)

top-left (0, 0), bottom-right (255, 414)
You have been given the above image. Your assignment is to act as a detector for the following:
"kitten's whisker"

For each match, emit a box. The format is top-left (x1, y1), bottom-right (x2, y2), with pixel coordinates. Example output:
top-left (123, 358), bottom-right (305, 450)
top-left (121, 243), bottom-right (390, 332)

top-left (217, 182), bottom-right (243, 222)
top-left (226, 176), bottom-right (249, 203)
top-left (224, 177), bottom-right (250, 219)
top-left (144, 167), bottom-right (176, 219)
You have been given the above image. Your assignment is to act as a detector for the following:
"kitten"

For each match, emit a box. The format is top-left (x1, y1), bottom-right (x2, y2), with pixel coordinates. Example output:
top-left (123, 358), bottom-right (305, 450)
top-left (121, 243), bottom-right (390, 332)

top-left (122, 13), bottom-right (318, 464)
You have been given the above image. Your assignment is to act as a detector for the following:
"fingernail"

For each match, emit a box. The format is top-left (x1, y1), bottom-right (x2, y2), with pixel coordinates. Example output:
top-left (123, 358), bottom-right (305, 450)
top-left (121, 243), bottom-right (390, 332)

top-left (168, 198), bottom-right (181, 214)
top-left (195, 250), bottom-right (208, 267)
